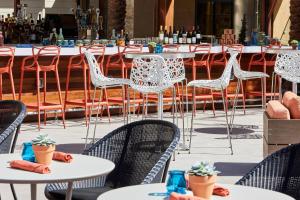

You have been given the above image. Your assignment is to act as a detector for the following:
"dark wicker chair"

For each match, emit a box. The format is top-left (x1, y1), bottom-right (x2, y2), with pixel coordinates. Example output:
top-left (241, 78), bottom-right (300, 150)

top-left (45, 120), bottom-right (180, 200)
top-left (0, 100), bottom-right (27, 200)
top-left (236, 143), bottom-right (300, 200)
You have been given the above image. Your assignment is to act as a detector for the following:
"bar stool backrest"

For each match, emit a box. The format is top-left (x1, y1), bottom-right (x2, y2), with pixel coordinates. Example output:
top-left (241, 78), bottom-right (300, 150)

top-left (119, 44), bottom-right (143, 54)
top-left (220, 52), bottom-right (238, 88)
top-left (262, 45), bottom-right (282, 61)
top-left (0, 47), bottom-right (15, 68)
top-left (130, 55), bottom-right (171, 93)
top-left (163, 44), bottom-right (180, 52)
top-left (85, 45), bottom-right (106, 72)
top-left (275, 51), bottom-right (300, 76)
top-left (189, 44), bottom-right (211, 62)
top-left (35, 46), bottom-right (60, 69)
top-left (84, 51), bottom-right (106, 86)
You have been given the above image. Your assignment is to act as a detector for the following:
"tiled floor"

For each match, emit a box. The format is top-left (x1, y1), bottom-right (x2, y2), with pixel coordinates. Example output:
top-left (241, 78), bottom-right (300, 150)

top-left (0, 108), bottom-right (264, 200)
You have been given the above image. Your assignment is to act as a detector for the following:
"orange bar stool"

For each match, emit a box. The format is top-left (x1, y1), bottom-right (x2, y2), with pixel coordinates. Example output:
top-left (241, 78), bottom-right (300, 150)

top-left (211, 44), bottom-right (246, 114)
top-left (184, 44), bottom-right (215, 115)
top-left (163, 44), bottom-right (180, 52)
top-left (19, 46), bottom-right (65, 130)
top-left (0, 47), bottom-right (15, 100)
top-left (64, 45), bottom-right (111, 126)
top-left (247, 45), bottom-right (281, 100)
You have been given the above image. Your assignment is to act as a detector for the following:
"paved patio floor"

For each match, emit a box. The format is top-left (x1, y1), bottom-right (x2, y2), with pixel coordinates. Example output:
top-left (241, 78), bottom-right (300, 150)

top-left (0, 108), bottom-right (264, 200)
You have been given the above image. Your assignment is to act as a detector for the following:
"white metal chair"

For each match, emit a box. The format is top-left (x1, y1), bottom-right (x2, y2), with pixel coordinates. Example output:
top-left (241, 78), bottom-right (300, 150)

top-left (271, 51), bottom-right (300, 99)
top-left (228, 49), bottom-right (269, 133)
top-left (187, 52), bottom-right (239, 155)
top-left (84, 51), bottom-right (129, 147)
top-left (129, 55), bottom-right (173, 120)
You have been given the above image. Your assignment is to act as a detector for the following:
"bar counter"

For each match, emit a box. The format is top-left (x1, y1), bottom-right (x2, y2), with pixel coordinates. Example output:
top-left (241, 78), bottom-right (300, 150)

top-left (1, 45), bottom-right (282, 120)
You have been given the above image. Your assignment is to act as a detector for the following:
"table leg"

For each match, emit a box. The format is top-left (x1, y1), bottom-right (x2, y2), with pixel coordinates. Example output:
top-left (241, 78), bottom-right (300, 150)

top-left (30, 184), bottom-right (37, 200)
top-left (66, 181), bottom-right (73, 200)
top-left (158, 92), bottom-right (163, 120)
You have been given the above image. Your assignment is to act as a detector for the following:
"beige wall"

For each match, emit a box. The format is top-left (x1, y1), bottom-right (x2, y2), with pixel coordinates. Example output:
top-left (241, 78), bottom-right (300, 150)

top-left (273, 0), bottom-right (290, 44)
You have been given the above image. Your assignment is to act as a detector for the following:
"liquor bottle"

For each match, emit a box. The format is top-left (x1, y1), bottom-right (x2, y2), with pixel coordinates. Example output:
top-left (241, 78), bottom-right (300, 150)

top-left (173, 26), bottom-right (178, 44)
top-left (58, 28), bottom-right (64, 41)
top-left (125, 32), bottom-right (130, 46)
top-left (50, 28), bottom-right (57, 45)
top-left (178, 28), bottom-right (183, 44)
top-left (159, 25), bottom-right (164, 43)
top-left (168, 26), bottom-right (173, 44)
top-left (196, 25), bottom-right (201, 44)
top-left (187, 31), bottom-right (192, 44)
top-left (164, 26), bottom-right (169, 44)
top-left (182, 26), bottom-right (187, 44)
top-left (192, 26), bottom-right (197, 44)
top-left (0, 31), bottom-right (4, 46)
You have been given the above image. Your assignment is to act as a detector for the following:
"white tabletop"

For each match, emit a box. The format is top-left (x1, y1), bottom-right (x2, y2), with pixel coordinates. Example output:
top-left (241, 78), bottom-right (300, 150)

top-left (0, 154), bottom-right (115, 184)
top-left (97, 183), bottom-right (295, 200)
top-left (12, 46), bottom-right (288, 56)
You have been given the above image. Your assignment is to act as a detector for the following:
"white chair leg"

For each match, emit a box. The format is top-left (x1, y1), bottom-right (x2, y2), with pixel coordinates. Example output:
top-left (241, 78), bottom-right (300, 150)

top-left (229, 79), bottom-right (241, 133)
top-left (85, 87), bottom-right (97, 148)
top-left (221, 88), bottom-right (233, 155)
top-left (188, 87), bottom-right (196, 154)
top-left (92, 88), bottom-right (103, 144)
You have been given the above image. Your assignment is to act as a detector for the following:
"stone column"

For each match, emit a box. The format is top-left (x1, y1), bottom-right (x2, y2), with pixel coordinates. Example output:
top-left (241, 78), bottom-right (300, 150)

top-left (125, 0), bottom-right (134, 38)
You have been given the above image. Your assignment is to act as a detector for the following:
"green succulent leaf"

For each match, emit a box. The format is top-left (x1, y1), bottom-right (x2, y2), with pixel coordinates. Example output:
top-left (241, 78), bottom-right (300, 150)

top-left (32, 134), bottom-right (56, 146)
top-left (188, 161), bottom-right (220, 176)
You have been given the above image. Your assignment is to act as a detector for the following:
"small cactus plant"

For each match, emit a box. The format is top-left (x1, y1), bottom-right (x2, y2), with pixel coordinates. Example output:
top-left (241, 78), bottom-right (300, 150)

top-left (188, 161), bottom-right (220, 176)
top-left (32, 134), bottom-right (55, 146)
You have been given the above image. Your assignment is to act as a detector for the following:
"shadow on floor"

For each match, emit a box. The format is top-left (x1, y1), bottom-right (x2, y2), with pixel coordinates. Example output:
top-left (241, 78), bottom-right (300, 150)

top-left (215, 162), bottom-right (258, 177)
top-left (195, 127), bottom-right (255, 135)
top-left (56, 143), bottom-right (92, 154)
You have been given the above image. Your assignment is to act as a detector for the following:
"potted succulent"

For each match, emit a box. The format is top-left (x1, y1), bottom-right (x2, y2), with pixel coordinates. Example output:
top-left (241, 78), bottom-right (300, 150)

top-left (188, 161), bottom-right (220, 199)
top-left (148, 42), bottom-right (156, 53)
top-left (32, 134), bottom-right (56, 165)
top-left (290, 40), bottom-right (299, 50)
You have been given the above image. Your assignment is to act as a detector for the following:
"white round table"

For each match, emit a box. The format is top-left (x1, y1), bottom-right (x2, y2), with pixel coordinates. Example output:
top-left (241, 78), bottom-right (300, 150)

top-left (97, 183), bottom-right (295, 200)
top-left (0, 154), bottom-right (115, 200)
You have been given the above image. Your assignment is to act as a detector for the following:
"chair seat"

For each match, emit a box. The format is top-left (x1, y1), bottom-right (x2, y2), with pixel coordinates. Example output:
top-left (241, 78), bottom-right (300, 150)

top-left (46, 186), bottom-right (113, 200)
top-left (238, 71), bottom-right (269, 80)
top-left (188, 79), bottom-right (223, 91)
top-left (94, 78), bottom-right (129, 88)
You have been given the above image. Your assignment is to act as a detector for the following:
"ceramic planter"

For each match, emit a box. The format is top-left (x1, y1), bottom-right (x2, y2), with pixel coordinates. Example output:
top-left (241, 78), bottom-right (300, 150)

top-left (189, 174), bottom-right (217, 199)
top-left (148, 45), bottom-right (155, 53)
top-left (32, 144), bottom-right (56, 165)
top-left (292, 44), bottom-right (298, 50)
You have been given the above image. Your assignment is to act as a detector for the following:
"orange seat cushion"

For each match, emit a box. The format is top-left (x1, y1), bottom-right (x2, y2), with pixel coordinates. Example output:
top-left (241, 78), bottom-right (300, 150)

top-left (266, 100), bottom-right (290, 119)
top-left (283, 91), bottom-right (300, 119)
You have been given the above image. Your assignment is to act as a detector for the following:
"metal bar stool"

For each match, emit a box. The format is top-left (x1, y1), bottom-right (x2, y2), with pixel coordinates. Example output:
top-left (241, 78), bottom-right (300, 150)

top-left (0, 46), bottom-right (15, 100)
top-left (64, 45), bottom-right (111, 126)
top-left (19, 46), bottom-right (65, 130)
top-left (184, 44), bottom-right (215, 116)
top-left (188, 52), bottom-right (239, 155)
top-left (84, 51), bottom-right (129, 147)
top-left (247, 45), bottom-right (281, 100)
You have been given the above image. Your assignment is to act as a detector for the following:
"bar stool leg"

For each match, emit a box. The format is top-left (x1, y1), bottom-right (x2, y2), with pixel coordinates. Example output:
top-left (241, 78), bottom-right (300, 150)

top-left (54, 69), bottom-right (66, 129)
top-left (43, 72), bottom-right (47, 125)
top-left (19, 69), bottom-right (24, 100)
top-left (9, 69), bottom-right (16, 100)
top-left (64, 66), bottom-right (71, 123)
top-left (0, 74), bottom-right (2, 100)
top-left (221, 88), bottom-right (233, 155)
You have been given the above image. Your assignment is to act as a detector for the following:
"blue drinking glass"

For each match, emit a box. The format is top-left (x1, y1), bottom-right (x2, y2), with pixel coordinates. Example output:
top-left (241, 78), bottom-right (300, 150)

top-left (155, 44), bottom-right (163, 53)
top-left (166, 170), bottom-right (187, 195)
top-left (21, 142), bottom-right (35, 162)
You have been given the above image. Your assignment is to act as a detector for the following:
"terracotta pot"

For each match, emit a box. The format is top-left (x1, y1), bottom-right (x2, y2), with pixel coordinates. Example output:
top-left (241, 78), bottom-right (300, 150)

top-left (148, 45), bottom-right (155, 53)
top-left (32, 144), bottom-right (55, 165)
top-left (189, 175), bottom-right (217, 199)
top-left (292, 44), bottom-right (298, 50)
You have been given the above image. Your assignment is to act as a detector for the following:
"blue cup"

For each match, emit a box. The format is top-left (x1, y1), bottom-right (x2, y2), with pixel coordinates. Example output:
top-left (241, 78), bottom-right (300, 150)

top-left (69, 40), bottom-right (75, 47)
top-left (21, 142), bottom-right (35, 162)
top-left (155, 44), bottom-right (163, 53)
top-left (166, 170), bottom-right (187, 195)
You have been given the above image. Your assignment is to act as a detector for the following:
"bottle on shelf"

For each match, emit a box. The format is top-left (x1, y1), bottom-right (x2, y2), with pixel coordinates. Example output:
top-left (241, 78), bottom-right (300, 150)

top-left (50, 28), bottom-right (57, 45)
top-left (58, 28), bottom-right (64, 41)
top-left (0, 31), bottom-right (4, 46)
top-left (192, 26), bottom-right (197, 44)
top-left (182, 26), bottom-right (187, 44)
top-left (159, 25), bottom-right (164, 43)
top-left (125, 32), bottom-right (130, 46)
top-left (178, 27), bottom-right (183, 44)
top-left (164, 26), bottom-right (169, 44)
top-left (173, 26), bottom-right (178, 44)
top-left (196, 25), bottom-right (201, 44)
top-left (168, 26), bottom-right (173, 44)
top-left (187, 31), bottom-right (192, 44)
